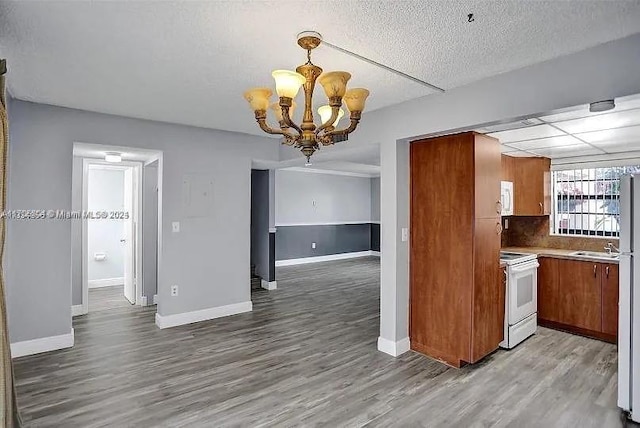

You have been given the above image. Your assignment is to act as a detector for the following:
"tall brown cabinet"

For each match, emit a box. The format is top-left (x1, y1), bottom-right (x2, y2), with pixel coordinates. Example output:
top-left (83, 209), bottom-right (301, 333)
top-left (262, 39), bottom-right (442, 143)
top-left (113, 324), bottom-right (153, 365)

top-left (410, 132), bottom-right (503, 367)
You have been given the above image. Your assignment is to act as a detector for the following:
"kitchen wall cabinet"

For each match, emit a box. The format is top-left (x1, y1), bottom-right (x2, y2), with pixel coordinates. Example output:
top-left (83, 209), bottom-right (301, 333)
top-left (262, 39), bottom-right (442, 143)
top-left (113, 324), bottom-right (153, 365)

top-left (501, 155), bottom-right (551, 216)
top-left (410, 132), bottom-right (502, 367)
top-left (537, 257), bottom-right (618, 342)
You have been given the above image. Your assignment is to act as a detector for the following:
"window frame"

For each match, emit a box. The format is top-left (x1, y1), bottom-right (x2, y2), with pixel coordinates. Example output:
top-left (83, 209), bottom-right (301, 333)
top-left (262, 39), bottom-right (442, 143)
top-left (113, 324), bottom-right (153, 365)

top-left (550, 167), bottom-right (630, 238)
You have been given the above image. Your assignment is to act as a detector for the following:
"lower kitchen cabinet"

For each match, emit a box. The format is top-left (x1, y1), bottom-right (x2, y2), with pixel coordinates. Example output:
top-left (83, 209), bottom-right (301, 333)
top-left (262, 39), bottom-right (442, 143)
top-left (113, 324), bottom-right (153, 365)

top-left (537, 257), bottom-right (618, 343)
top-left (602, 263), bottom-right (619, 336)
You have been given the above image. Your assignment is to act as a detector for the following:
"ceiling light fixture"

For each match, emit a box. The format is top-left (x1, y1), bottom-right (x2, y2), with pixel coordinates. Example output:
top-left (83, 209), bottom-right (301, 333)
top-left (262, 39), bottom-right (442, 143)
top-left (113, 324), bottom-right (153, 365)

top-left (243, 31), bottom-right (370, 162)
top-left (104, 152), bottom-right (122, 163)
top-left (589, 100), bottom-right (615, 113)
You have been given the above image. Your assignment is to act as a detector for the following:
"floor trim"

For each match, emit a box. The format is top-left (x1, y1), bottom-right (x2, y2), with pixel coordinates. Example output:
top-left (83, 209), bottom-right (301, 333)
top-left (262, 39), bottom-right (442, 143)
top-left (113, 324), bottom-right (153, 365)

top-left (261, 279), bottom-right (277, 290)
top-left (276, 250), bottom-right (379, 267)
top-left (152, 294), bottom-right (158, 305)
top-left (377, 336), bottom-right (411, 357)
top-left (11, 329), bottom-right (75, 358)
top-left (155, 301), bottom-right (253, 329)
top-left (71, 304), bottom-right (86, 317)
top-left (88, 277), bottom-right (124, 288)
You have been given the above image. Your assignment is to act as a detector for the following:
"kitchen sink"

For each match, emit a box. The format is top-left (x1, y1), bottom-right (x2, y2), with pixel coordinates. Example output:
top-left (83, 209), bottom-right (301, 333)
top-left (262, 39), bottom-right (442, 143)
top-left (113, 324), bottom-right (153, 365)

top-left (569, 251), bottom-right (620, 260)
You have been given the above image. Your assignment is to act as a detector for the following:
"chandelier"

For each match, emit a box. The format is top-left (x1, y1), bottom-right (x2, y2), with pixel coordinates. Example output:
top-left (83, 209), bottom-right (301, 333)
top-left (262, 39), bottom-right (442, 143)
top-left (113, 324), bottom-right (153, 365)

top-left (243, 31), bottom-right (370, 162)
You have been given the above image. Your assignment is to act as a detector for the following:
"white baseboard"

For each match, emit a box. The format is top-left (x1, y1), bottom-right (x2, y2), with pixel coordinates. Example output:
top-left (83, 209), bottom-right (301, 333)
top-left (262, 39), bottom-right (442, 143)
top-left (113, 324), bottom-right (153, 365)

top-left (276, 250), bottom-right (379, 267)
top-left (377, 336), bottom-right (410, 357)
top-left (140, 296), bottom-right (148, 306)
top-left (155, 301), bottom-right (253, 329)
top-left (11, 329), bottom-right (75, 358)
top-left (261, 279), bottom-right (277, 290)
top-left (371, 251), bottom-right (381, 256)
top-left (152, 294), bottom-right (158, 305)
top-left (71, 304), bottom-right (86, 317)
top-left (88, 277), bottom-right (124, 288)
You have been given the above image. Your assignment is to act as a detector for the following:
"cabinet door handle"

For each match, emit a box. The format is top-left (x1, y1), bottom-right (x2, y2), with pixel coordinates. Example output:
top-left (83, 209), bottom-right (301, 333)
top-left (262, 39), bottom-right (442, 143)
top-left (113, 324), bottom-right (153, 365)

top-left (496, 223), bottom-right (503, 235)
top-left (594, 264), bottom-right (597, 277)
top-left (496, 201), bottom-right (502, 215)
top-left (606, 266), bottom-right (610, 278)
top-left (539, 202), bottom-right (544, 214)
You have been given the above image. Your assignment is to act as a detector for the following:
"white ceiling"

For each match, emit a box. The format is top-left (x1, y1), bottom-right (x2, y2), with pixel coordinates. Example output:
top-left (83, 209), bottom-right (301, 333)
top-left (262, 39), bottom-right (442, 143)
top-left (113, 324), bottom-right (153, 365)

top-left (478, 94), bottom-right (640, 159)
top-left (1, 1), bottom-right (640, 136)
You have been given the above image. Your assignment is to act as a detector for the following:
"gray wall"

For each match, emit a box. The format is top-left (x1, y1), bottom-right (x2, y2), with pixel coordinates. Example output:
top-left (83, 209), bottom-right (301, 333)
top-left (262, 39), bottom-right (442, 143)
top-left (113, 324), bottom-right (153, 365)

top-left (87, 168), bottom-right (125, 282)
top-left (250, 170), bottom-right (269, 281)
top-left (5, 99), bottom-right (278, 342)
top-left (274, 170), bottom-right (378, 260)
top-left (371, 177), bottom-right (380, 223)
top-left (275, 170), bottom-right (372, 225)
top-left (142, 161), bottom-right (159, 301)
top-left (71, 156), bottom-right (82, 305)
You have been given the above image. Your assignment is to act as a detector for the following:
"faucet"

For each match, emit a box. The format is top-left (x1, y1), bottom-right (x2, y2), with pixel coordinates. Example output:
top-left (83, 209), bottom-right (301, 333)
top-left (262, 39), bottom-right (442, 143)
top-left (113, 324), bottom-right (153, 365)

top-left (604, 242), bottom-right (620, 255)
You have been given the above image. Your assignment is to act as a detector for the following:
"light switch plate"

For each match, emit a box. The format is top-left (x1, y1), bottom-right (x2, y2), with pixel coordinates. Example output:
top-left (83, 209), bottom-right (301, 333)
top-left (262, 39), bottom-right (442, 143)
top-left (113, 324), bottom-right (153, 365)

top-left (401, 228), bottom-right (408, 242)
top-left (312, 242), bottom-right (316, 249)
top-left (172, 222), bottom-right (180, 233)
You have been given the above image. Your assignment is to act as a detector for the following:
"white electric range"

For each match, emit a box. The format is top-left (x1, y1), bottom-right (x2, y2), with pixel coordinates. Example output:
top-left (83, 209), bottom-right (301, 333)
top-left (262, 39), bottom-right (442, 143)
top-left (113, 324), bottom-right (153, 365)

top-left (499, 251), bottom-right (539, 349)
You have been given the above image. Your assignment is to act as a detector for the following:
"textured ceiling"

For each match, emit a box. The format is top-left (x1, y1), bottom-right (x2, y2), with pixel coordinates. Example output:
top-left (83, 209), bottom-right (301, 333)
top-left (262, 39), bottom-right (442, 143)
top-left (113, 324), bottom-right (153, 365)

top-left (1, 1), bottom-right (640, 136)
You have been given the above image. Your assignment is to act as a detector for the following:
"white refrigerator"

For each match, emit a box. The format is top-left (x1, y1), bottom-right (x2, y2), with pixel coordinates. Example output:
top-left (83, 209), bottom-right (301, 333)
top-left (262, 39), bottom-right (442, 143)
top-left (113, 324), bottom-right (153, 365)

top-left (619, 174), bottom-right (640, 422)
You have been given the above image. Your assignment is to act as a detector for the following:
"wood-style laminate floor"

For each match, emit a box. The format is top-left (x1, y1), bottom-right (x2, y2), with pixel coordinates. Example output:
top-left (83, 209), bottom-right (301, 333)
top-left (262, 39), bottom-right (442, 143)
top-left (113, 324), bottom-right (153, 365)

top-left (88, 285), bottom-right (133, 313)
top-left (14, 257), bottom-right (628, 427)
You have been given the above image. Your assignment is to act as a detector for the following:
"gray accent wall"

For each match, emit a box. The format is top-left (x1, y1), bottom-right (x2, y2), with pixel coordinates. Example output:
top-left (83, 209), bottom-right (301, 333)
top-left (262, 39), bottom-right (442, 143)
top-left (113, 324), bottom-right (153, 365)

top-left (5, 99), bottom-right (278, 343)
top-left (274, 170), bottom-right (379, 260)
top-left (250, 169), bottom-right (270, 281)
top-left (276, 224), bottom-right (372, 260)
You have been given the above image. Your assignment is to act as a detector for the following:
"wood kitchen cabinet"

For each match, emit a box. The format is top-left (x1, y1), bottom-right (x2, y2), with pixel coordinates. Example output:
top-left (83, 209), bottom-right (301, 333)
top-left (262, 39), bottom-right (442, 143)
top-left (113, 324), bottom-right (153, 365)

top-left (557, 260), bottom-right (602, 331)
top-left (602, 263), bottom-right (619, 336)
top-left (537, 258), bottom-right (560, 322)
top-left (501, 155), bottom-right (551, 216)
top-left (537, 257), bottom-right (618, 343)
top-left (410, 132), bottom-right (503, 367)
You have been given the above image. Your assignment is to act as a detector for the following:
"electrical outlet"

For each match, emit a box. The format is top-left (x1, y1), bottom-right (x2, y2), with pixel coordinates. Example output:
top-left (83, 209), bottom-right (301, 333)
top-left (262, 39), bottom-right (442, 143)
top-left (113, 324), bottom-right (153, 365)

top-left (311, 242), bottom-right (316, 249)
top-left (401, 228), bottom-right (408, 242)
top-left (171, 285), bottom-right (179, 296)
top-left (172, 222), bottom-right (180, 233)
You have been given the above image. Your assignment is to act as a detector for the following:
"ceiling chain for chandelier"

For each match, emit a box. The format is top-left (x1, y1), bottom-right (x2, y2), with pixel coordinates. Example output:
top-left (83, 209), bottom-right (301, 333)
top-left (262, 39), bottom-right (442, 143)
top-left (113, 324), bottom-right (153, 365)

top-left (243, 31), bottom-right (369, 162)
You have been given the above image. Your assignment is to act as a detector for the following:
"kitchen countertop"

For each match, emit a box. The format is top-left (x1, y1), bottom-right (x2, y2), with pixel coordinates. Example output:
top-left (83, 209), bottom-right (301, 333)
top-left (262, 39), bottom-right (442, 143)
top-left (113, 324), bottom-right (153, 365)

top-left (502, 246), bottom-right (619, 264)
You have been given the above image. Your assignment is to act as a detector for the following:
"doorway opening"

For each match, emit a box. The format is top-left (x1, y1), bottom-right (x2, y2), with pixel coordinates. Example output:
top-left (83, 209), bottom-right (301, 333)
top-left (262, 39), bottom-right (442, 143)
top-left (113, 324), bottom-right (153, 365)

top-left (71, 143), bottom-right (163, 317)
top-left (83, 160), bottom-right (141, 312)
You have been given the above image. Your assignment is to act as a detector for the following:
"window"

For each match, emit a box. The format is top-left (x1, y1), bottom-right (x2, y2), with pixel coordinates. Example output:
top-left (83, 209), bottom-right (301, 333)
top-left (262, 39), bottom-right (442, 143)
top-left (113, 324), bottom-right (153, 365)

top-left (552, 166), bottom-right (640, 237)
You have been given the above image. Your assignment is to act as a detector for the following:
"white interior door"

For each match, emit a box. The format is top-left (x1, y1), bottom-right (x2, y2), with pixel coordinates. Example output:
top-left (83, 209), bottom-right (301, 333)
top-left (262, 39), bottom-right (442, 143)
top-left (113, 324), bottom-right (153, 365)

top-left (123, 167), bottom-right (135, 304)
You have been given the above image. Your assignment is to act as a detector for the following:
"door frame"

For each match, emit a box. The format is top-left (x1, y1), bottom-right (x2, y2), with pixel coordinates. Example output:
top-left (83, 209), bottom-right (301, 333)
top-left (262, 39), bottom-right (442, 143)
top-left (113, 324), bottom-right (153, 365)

top-left (81, 158), bottom-right (144, 314)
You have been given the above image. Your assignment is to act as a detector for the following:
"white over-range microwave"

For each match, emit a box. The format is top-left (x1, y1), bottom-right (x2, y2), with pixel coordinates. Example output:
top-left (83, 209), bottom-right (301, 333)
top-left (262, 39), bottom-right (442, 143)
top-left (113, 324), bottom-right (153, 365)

top-left (501, 181), bottom-right (513, 216)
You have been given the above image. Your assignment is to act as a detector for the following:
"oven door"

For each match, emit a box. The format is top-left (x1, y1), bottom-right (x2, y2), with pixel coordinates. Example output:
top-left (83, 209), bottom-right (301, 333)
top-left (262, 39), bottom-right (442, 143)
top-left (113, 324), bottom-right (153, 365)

top-left (507, 260), bottom-right (539, 325)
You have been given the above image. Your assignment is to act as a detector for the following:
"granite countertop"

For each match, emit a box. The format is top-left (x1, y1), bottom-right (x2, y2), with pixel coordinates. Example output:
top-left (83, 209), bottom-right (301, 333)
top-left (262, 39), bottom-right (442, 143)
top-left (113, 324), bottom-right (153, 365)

top-left (502, 246), bottom-right (619, 264)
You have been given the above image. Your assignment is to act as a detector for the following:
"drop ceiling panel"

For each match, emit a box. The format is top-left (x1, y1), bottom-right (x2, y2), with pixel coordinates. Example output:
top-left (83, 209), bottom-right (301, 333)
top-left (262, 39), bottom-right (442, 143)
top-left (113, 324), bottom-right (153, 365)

top-left (527, 144), bottom-right (603, 158)
top-left (553, 109), bottom-right (640, 134)
top-left (576, 125), bottom-right (640, 146)
top-left (500, 145), bottom-right (520, 153)
top-left (504, 150), bottom-right (536, 157)
top-left (489, 124), bottom-right (565, 143)
top-left (506, 135), bottom-right (583, 150)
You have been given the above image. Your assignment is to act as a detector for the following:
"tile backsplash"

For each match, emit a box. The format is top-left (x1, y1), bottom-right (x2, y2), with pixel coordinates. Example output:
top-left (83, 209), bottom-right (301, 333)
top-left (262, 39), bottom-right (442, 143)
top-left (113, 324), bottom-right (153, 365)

top-left (502, 216), bottom-right (619, 251)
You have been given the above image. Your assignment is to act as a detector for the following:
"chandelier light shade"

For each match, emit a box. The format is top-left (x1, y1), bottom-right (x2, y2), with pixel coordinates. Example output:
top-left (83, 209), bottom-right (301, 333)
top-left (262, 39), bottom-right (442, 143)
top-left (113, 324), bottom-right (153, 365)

top-left (243, 31), bottom-right (370, 161)
top-left (318, 105), bottom-right (344, 127)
